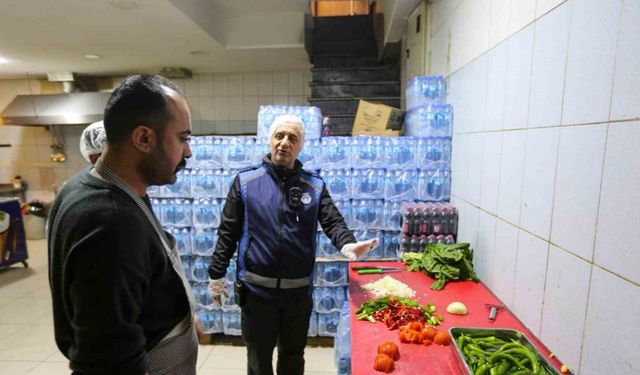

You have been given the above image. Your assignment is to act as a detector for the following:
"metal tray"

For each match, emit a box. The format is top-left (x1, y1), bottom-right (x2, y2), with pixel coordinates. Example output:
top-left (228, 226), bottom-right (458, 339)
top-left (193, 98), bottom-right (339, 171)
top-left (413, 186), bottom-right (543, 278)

top-left (449, 327), bottom-right (561, 375)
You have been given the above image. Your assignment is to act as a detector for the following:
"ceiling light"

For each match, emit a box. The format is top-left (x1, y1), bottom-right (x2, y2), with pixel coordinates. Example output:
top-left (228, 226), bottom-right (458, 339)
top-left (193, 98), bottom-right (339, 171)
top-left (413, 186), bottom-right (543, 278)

top-left (84, 54), bottom-right (102, 60)
top-left (108, 0), bottom-right (138, 10)
top-left (0, 56), bottom-right (8, 64)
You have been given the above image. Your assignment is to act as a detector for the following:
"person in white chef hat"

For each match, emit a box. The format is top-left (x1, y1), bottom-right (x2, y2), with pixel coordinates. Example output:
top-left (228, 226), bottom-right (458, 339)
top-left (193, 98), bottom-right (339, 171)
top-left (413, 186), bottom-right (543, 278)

top-left (79, 120), bottom-right (107, 165)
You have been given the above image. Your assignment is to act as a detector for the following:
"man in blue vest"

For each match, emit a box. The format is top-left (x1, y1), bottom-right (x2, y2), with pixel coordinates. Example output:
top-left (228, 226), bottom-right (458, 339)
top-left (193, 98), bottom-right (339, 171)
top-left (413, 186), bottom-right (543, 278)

top-left (208, 115), bottom-right (377, 375)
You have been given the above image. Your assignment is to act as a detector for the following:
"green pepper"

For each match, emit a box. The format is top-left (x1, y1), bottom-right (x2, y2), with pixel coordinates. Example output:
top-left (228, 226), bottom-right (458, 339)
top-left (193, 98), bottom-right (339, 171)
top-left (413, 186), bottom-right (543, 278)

top-left (475, 363), bottom-right (489, 375)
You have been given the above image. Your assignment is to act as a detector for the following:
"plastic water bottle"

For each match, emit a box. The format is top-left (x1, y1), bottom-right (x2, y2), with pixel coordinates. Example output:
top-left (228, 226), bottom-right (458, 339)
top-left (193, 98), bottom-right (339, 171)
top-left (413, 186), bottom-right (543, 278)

top-left (192, 256), bottom-right (211, 283)
top-left (308, 312), bottom-right (318, 337)
top-left (322, 137), bottom-right (350, 169)
top-left (385, 137), bottom-right (416, 168)
top-left (193, 283), bottom-right (216, 309)
top-left (384, 200), bottom-right (402, 230)
top-left (384, 231), bottom-right (401, 259)
top-left (314, 287), bottom-right (346, 313)
top-left (384, 169), bottom-right (417, 201)
top-left (196, 310), bottom-right (222, 334)
top-left (176, 228), bottom-right (191, 256)
top-left (192, 227), bottom-right (216, 256)
top-left (225, 260), bottom-right (237, 284)
top-left (321, 169), bottom-right (352, 200)
top-left (173, 198), bottom-right (192, 226)
top-left (351, 136), bottom-right (383, 168)
top-left (353, 169), bottom-right (385, 199)
top-left (181, 256), bottom-right (192, 281)
top-left (334, 200), bottom-right (353, 229)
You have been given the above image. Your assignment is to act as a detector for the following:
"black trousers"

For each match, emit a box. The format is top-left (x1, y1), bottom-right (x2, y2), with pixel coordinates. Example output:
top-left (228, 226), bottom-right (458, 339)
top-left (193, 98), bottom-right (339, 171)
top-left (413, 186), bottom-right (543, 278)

top-left (241, 291), bottom-right (313, 375)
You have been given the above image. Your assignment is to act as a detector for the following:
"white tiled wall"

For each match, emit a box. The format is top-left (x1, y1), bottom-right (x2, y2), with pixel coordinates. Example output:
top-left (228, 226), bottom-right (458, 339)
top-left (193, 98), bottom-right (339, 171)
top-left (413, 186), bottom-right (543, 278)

top-left (428, 0), bottom-right (640, 373)
top-left (0, 70), bottom-right (312, 199)
top-left (174, 71), bottom-right (311, 135)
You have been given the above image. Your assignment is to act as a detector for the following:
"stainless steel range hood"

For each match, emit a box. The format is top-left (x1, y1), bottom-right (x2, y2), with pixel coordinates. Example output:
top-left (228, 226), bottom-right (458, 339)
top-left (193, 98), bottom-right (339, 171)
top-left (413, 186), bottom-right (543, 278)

top-left (0, 92), bottom-right (111, 126)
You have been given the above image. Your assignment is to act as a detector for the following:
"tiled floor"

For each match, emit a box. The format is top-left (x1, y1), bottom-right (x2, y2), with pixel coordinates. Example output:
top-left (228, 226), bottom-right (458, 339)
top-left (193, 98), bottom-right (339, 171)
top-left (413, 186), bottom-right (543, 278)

top-left (0, 240), bottom-right (336, 374)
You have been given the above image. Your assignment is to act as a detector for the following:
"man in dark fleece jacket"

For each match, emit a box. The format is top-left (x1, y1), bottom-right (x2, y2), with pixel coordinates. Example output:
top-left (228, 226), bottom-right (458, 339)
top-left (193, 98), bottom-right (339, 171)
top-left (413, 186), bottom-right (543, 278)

top-left (48, 75), bottom-right (197, 374)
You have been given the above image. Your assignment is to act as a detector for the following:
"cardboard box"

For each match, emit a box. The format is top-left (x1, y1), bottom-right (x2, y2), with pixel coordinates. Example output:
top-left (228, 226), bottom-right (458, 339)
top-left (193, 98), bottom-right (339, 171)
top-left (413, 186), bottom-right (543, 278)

top-left (352, 100), bottom-right (404, 136)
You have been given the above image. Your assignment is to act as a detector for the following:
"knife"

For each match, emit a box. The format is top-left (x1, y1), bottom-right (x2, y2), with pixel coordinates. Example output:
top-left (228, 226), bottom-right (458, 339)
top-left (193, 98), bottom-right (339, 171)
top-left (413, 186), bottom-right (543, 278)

top-left (351, 266), bottom-right (404, 271)
top-left (357, 268), bottom-right (403, 275)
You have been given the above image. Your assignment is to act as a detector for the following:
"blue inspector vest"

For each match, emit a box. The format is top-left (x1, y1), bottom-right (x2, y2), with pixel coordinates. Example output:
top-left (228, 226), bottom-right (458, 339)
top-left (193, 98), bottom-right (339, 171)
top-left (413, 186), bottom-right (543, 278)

top-left (236, 163), bottom-right (323, 297)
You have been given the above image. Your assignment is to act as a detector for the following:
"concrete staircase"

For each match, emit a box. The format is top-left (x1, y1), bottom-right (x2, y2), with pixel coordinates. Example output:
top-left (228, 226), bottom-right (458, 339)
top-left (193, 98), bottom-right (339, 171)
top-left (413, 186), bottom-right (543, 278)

top-left (306, 15), bottom-right (400, 135)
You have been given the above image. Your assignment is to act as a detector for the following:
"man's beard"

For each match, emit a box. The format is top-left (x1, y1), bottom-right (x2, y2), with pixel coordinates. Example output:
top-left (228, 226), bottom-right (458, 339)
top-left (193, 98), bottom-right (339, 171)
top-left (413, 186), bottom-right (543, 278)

top-left (139, 144), bottom-right (186, 186)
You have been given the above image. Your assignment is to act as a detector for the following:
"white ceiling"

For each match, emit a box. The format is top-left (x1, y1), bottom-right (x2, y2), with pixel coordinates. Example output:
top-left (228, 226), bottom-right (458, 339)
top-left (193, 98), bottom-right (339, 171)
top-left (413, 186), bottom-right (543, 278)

top-left (0, 0), bottom-right (312, 79)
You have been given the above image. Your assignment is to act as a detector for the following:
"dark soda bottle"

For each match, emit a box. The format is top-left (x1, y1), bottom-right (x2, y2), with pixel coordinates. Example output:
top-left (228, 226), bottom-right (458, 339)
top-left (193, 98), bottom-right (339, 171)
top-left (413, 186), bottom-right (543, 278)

top-left (402, 207), bottom-right (413, 235)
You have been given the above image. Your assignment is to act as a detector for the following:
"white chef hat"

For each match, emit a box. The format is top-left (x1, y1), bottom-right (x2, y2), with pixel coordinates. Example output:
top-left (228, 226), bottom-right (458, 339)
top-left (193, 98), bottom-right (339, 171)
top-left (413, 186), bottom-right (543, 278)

top-left (268, 115), bottom-right (306, 142)
top-left (79, 121), bottom-right (107, 163)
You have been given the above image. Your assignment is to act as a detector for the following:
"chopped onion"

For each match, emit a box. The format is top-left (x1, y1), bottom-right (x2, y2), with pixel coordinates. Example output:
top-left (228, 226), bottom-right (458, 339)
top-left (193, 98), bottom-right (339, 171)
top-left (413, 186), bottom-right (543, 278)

top-left (363, 276), bottom-right (416, 298)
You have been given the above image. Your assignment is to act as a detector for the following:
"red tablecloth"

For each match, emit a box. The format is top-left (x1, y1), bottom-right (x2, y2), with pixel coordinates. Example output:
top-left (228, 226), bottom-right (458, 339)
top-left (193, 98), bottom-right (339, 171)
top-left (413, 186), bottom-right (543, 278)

top-left (349, 262), bottom-right (564, 374)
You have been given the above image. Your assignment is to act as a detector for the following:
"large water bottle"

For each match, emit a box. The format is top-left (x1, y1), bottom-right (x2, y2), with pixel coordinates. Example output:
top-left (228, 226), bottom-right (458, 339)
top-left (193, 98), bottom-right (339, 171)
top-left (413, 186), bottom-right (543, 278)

top-left (352, 199), bottom-right (384, 229)
top-left (174, 227), bottom-right (191, 256)
top-left (352, 168), bottom-right (385, 199)
top-left (254, 137), bottom-right (269, 163)
top-left (335, 301), bottom-right (351, 374)
top-left (193, 283), bottom-right (216, 310)
top-left (196, 309), bottom-right (223, 334)
top-left (314, 262), bottom-right (348, 287)
top-left (225, 259), bottom-right (237, 284)
top-left (417, 169), bottom-right (451, 202)
top-left (384, 231), bottom-right (401, 259)
top-left (321, 137), bottom-right (350, 169)
top-left (318, 312), bottom-right (340, 337)
top-left (305, 106), bottom-right (323, 140)
top-left (192, 227), bottom-right (216, 256)
top-left (181, 256), bottom-right (192, 281)
top-left (385, 137), bottom-right (416, 169)
top-left (334, 200), bottom-right (353, 229)
top-left (417, 137), bottom-right (447, 169)
top-left (308, 312), bottom-right (318, 337)
top-left (159, 199), bottom-right (174, 226)
top-left (220, 170), bottom-right (235, 198)
top-left (321, 169), bottom-right (352, 200)
top-left (351, 136), bottom-right (384, 168)
top-left (193, 198), bottom-right (213, 227)
top-left (429, 104), bottom-right (453, 137)
top-left (299, 139), bottom-right (321, 171)
top-left (173, 198), bottom-right (192, 227)
top-left (222, 311), bottom-right (242, 336)
top-left (383, 200), bottom-right (403, 231)
top-left (384, 169), bottom-right (417, 202)
top-left (406, 76), bottom-right (446, 110)
top-left (314, 287), bottom-right (346, 313)
top-left (192, 256), bottom-right (211, 283)
top-left (214, 170), bottom-right (225, 198)
top-left (317, 232), bottom-right (339, 258)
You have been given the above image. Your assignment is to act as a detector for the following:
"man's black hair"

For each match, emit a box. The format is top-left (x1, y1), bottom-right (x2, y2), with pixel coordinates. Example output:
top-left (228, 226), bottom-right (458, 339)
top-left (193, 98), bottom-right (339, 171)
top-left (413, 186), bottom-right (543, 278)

top-left (103, 74), bottom-right (182, 144)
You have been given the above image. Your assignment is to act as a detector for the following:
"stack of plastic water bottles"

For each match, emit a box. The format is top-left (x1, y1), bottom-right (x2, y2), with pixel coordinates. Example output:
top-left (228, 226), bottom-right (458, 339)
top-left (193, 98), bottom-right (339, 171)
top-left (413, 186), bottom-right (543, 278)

top-left (334, 302), bottom-right (351, 374)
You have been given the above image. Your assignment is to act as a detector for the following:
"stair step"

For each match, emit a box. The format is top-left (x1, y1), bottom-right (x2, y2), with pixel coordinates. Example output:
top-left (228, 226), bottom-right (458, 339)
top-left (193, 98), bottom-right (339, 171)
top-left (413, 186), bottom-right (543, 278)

top-left (310, 81), bottom-right (400, 98)
top-left (312, 65), bottom-right (399, 83)
top-left (308, 97), bottom-right (401, 114)
top-left (313, 15), bottom-right (372, 30)
top-left (313, 54), bottom-right (380, 68)
top-left (313, 25), bottom-right (374, 41)
top-left (314, 39), bottom-right (377, 56)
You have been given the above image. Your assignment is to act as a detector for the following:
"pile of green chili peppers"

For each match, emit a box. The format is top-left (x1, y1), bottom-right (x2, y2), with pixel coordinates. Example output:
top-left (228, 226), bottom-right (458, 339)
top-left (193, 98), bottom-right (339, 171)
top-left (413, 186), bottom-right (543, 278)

top-left (456, 333), bottom-right (553, 375)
